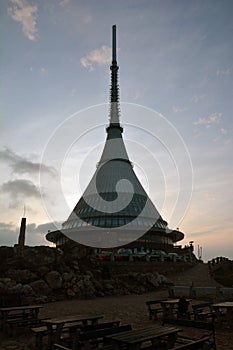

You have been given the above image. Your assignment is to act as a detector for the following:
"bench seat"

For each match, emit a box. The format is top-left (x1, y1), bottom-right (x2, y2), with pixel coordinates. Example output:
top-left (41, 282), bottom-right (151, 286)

top-left (192, 303), bottom-right (213, 321)
top-left (146, 300), bottom-right (166, 320)
top-left (57, 324), bottom-right (132, 350)
top-left (31, 320), bottom-right (121, 350)
top-left (173, 337), bottom-right (212, 349)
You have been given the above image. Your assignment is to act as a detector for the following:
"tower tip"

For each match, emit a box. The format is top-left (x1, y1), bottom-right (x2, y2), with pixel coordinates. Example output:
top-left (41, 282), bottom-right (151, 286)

top-left (112, 25), bottom-right (117, 62)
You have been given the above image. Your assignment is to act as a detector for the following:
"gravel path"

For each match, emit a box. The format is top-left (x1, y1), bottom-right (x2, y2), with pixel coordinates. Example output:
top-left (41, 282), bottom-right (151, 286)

top-left (167, 263), bottom-right (222, 287)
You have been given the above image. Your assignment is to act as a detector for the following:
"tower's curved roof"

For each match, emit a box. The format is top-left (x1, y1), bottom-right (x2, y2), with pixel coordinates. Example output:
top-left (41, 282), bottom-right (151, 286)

top-left (46, 25), bottom-right (184, 247)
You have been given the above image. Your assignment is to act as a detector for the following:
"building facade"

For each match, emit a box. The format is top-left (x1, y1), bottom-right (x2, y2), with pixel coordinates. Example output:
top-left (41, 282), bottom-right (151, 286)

top-left (46, 26), bottom-right (184, 251)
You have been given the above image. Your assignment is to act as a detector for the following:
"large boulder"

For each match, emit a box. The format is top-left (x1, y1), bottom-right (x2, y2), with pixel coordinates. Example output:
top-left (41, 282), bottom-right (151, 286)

top-left (6, 269), bottom-right (38, 283)
top-left (38, 266), bottom-right (50, 277)
top-left (30, 279), bottom-right (51, 295)
top-left (62, 272), bottom-right (74, 282)
top-left (45, 271), bottom-right (62, 290)
top-left (21, 284), bottom-right (34, 296)
top-left (82, 275), bottom-right (96, 297)
top-left (19, 246), bottom-right (56, 268)
top-left (145, 273), bottom-right (159, 288)
top-left (0, 247), bottom-right (14, 267)
top-left (157, 273), bottom-right (173, 285)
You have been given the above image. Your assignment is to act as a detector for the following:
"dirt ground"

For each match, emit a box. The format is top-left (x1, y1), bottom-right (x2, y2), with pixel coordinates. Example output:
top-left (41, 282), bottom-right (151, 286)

top-left (0, 289), bottom-right (233, 350)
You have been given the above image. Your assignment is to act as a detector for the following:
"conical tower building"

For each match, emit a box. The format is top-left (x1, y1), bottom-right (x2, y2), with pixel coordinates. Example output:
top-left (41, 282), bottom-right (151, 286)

top-left (46, 26), bottom-right (184, 249)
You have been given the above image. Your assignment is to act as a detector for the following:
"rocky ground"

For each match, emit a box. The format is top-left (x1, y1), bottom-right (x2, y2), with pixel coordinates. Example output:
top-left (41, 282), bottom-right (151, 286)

top-left (1, 263), bottom-right (233, 349)
top-left (0, 245), bottom-right (177, 304)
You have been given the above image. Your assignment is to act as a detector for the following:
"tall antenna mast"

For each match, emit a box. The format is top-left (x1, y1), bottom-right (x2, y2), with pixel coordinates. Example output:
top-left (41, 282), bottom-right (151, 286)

top-left (109, 24), bottom-right (121, 126)
top-left (112, 24), bottom-right (117, 63)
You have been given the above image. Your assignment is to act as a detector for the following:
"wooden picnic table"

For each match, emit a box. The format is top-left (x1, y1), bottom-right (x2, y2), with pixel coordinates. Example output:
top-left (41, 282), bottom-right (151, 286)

top-left (0, 305), bottom-right (43, 333)
top-left (43, 314), bottom-right (103, 349)
top-left (105, 324), bottom-right (181, 350)
top-left (160, 299), bottom-right (191, 319)
top-left (212, 301), bottom-right (233, 328)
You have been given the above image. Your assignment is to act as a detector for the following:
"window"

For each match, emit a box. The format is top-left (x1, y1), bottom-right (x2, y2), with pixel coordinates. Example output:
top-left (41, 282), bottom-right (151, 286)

top-left (118, 218), bottom-right (125, 226)
top-left (112, 218), bottom-right (118, 227)
top-left (99, 218), bottom-right (105, 226)
top-left (93, 218), bottom-right (99, 226)
top-left (106, 218), bottom-right (112, 226)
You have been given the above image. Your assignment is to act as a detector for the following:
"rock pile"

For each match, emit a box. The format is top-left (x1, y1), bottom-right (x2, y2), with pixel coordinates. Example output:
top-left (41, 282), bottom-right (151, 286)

top-left (0, 245), bottom-right (173, 305)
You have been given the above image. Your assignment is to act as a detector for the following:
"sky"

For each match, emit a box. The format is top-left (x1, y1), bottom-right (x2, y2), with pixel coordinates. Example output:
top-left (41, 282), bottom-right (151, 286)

top-left (1, 0), bottom-right (233, 261)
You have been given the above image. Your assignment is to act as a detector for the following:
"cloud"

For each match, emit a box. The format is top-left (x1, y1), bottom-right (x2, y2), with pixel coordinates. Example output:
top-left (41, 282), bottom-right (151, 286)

top-left (1, 179), bottom-right (41, 198)
top-left (172, 106), bottom-right (187, 113)
top-left (80, 46), bottom-right (111, 71)
top-left (0, 221), bottom-right (61, 246)
top-left (40, 67), bottom-right (48, 75)
top-left (225, 139), bottom-right (232, 145)
top-left (0, 148), bottom-right (56, 176)
top-left (83, 15), bottom-right (92, 24)
top-left (25, 221), bottom-right (61, 234)
top-left (220, 128), bottom-right (227, 135)
top-left (193, 113), bottom-right (222, 127)
top-left (8, 0), bottom-right (38, 41)
top-left (0, 222), bottom-right (15, 230)
top-left (0, 222), bottom-right (18, 246)
top-left (191, 95), bottom-right (205, 103)
top-left (216, 68), bottom-right (231, 77)
top-left (59, 0), bottom-right (71, 6)
top-left (35, 222), bottom-right (61, 234)
top-left (213, 128), bottom-right (229, 143)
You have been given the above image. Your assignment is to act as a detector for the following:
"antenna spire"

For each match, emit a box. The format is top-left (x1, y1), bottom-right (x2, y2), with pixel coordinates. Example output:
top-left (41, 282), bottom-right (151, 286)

top-left (108, 25), bottom-right (121, 128)
top-left (112, 24), bottom-right (117, 63)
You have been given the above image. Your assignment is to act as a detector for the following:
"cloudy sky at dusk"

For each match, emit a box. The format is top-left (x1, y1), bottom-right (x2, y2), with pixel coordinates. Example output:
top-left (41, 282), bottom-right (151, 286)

top-left (1, 0), bottom-right (233, 261)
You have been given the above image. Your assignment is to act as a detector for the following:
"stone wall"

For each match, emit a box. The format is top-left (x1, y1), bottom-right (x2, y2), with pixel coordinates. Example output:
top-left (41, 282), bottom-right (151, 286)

top-left (0, 245), bottom-right (191, 305)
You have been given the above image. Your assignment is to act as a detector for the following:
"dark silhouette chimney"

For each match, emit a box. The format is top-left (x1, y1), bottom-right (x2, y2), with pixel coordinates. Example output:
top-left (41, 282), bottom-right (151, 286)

top-left (18, 217), bottom-right (26, 246)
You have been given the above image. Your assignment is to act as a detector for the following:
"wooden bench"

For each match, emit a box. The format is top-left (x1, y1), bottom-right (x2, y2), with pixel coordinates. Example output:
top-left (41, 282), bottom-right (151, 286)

top-left (1, 312), bottom-right (30, 329)
top-left (173, 336), bottom-right (213, 349)
top-left (8, 317), bottom-right (48, 337)
top-left (0, 304), bottom-right (43, 333)
top-left (32, 320), bottom-right (120, 350)
top-left (54, 345), bottom-right (71, 350)
top-left (55, 324), bottom-right (132, 350)
top-left (192, 303), bottom-right (213, 321)
top-left (69, 320), bottom-right (120, 333)
top-left (105, 325), bottom-right (181, 350)
top-left (162, 318), bottom-right (216, 350)
top-left (146, 300), bottom-right (165, 320)
top-left (31, 324), bottom-right (56, 350)
top-left (140, 336), bottom-right (211, 350)
top-left (32, 322), bottom-right (89, 350)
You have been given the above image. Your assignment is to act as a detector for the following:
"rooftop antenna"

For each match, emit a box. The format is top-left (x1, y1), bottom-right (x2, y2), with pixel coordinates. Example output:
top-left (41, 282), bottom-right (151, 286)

top-left (112, 24), bottom-right (117, 63)
top-left (109, 24), bottom-right (121, 126)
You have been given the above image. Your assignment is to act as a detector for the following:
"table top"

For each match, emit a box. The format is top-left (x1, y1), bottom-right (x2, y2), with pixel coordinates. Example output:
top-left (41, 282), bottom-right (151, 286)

top-left (105, 325), bottom-right (180, 345)
top-left (160, 299), bottom-right (192, 305)
top-left (0, 305), bottom-right (43, 312)
top-left (43, 314), bottom-right (103, 325)
top-left (160, 299), bottom-right (180, 304)
top-left (212, 302), bottom-right (233, 308)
